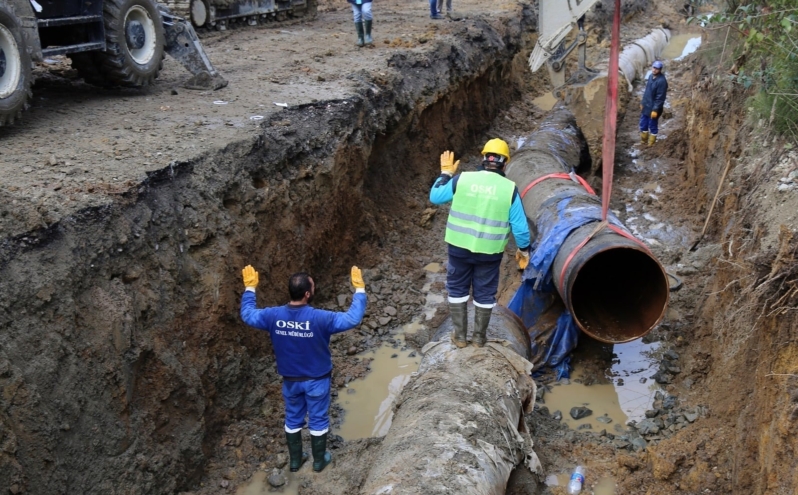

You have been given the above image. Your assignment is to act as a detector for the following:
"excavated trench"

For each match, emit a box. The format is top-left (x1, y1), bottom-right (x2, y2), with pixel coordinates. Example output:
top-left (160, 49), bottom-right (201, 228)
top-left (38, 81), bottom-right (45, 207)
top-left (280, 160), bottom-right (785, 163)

top-left (4, 2), bottom-right (797, 494)
top-left (0, 7), bottom-right (541, 494)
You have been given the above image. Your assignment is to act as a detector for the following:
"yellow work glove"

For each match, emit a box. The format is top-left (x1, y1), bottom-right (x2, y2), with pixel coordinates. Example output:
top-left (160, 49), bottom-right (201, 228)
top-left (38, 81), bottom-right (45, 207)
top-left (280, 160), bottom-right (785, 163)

top-left (515, 249), bottom-right (530, 270)
top-left (351, 266), bottom-right (365, 290)
top-left (242, 265), bottom-right (259, 289)
top-left (440, 150), bottom-right (460, 176)
top-left (651, 110), bottom-right (658, 119)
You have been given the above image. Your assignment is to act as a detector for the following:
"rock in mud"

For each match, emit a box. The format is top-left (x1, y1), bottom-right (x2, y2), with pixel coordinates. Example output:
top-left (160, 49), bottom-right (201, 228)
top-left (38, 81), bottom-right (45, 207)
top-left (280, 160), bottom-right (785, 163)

top-left (267, 468), bottom-right (287, 488)
top-left (635, 419), bottom-right (661, 435)
top-left (570, 406), bottom-right (593, 420)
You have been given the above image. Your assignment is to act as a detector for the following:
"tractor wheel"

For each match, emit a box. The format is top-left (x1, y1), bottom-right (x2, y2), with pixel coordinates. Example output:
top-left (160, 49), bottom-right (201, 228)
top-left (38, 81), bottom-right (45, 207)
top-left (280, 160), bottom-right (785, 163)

top-left (95, 0), bottom-right (165, 87)
top-left (189, 0), bottom-right (211, 29)
top-left (0, 3), bottom-right (32, 127)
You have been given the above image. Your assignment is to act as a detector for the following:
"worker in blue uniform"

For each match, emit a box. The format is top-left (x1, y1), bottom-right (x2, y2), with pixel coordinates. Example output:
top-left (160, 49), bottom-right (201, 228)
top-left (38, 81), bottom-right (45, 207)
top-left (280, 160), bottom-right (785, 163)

top-left (640, 60), bottom-right (669, 146)
top-left (240, 265), bottom-right (367, 473)
top-left (429, 139), bottom-right (531, 348)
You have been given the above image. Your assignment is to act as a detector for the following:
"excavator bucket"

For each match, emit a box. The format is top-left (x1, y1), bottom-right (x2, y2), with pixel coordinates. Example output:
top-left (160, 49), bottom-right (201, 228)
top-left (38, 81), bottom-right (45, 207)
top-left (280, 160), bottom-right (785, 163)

top-left (528, 0), bottom-right (601, 90)
top-left (159, 6), bottom-right (228, 90)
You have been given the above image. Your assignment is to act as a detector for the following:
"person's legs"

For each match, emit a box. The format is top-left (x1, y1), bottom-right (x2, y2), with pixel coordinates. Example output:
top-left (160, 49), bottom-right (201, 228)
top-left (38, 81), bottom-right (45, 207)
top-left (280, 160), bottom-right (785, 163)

top-left (471, 258), bottom-right (502, 347)
top-left (436, 0), bottom-right (443, 14)
top-left (648, 115), bottom-right (659, 145)
top-left (639, 113), bottom-right (651, 143)
top-left (446, 0), bottom-right (452, 12)
top-left (282, 381), bottom-right (309, 471)
top-left (352, 4), bottom-right (364, 46)
top-left (446, 254), bottom-right (474, 347)
top-left (362, 2), bottom-right (373, 45)
top-left (306, 377), bottom-right (333, 472)
top-left (430, 0), bottom-right (442, 18)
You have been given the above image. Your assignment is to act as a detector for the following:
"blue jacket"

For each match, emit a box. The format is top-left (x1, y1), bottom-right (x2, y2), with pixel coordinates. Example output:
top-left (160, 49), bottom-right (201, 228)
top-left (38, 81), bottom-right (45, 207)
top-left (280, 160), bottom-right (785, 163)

top-left (430, 169), bottom-right (531, 253)
top-left (241, 290), bottom-right (367, 380)
top-left (641, 73), bottom-right (668, 115)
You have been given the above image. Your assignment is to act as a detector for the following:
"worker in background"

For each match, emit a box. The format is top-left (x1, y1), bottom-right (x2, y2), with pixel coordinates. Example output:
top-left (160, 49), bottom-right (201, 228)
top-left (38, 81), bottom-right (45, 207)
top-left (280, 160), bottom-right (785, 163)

top-left (640, 60), bottom-right (669, 146)
top-left (429, 139), bottom-right (531, 348)
top-left (347, 0), bottom-right (373, 47)
top-left (240, 265), bottom-right (368, 473)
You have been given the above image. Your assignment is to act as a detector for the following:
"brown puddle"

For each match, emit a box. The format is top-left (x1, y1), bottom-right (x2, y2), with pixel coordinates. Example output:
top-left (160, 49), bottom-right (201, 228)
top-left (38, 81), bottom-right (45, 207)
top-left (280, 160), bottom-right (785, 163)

top-left (660, 33), bottom-right (702, 60)
top-left (236, 470), bottom-right (299, 495)
top-left (337, 340), bottom-right (420, 440)
top-left (546, 471), bottom-right (617, 494)
top-left (532, 92), bottom-right (559, 111)
top-left (543, 340), bottom-right (662, 430)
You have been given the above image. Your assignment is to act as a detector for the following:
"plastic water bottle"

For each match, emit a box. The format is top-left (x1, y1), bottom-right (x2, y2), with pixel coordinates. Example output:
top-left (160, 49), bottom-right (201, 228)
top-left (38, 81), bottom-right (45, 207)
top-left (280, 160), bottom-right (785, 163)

top-left (567, 466), bottom-right (585, 494)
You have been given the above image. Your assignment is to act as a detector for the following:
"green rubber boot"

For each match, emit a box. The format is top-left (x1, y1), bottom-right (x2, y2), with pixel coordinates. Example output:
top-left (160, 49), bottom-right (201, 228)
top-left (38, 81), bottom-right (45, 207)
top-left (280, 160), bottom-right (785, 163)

top-left (449, 301), bottom-right (468, 348)
top-left (285, 431), bottom-right (309, 472)
top-left (472, 306), bottom-right (492, 348)
top-left (311, 433), bottom-right (332, 472)
top-left (648, 133), bottom-right (657, 146)
top-left (364, 20), bottom-right (373, 45)
top-left (355, 22), bottom-right (365, 47)
top-left (640, 131), bottom-right (649, 144)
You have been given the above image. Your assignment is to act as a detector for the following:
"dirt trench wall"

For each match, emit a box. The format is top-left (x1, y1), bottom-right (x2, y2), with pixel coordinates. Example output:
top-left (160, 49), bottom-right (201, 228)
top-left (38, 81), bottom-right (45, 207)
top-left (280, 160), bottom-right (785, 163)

top-left (0, 9), bottom-right (538, 495)
top-left (677, 60), bottom-right (798, 494)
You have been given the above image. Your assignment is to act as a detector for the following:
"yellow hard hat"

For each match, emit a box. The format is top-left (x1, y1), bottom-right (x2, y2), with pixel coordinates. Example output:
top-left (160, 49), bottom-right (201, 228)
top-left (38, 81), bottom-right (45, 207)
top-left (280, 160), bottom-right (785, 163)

top-left (481, 138), bottom-right (511, 163)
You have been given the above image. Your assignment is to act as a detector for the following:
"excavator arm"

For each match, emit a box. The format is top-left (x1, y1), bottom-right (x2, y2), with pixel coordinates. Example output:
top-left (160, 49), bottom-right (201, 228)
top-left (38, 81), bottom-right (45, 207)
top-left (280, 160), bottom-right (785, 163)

top-left (529, 0), bottom-right (602, 90)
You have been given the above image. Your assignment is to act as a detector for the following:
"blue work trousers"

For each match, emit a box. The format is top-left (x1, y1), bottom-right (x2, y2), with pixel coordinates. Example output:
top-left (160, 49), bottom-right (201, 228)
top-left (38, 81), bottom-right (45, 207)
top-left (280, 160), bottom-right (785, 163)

top-left (446, 251), bottom-right (502, 305)
top-left (639, 113), bottom-right (659, 135)
top-left (351, 2), bottom-right (372, 22)
top-left (429, 0), bottom-right (438, 16)
top-left (282, 377), bottom-right (331, 435)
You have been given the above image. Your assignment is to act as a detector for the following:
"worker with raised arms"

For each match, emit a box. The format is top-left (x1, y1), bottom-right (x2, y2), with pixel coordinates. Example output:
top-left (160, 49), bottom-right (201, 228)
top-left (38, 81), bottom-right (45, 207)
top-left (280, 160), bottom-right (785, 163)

top-left (430, 139), bottom-right (531, 348)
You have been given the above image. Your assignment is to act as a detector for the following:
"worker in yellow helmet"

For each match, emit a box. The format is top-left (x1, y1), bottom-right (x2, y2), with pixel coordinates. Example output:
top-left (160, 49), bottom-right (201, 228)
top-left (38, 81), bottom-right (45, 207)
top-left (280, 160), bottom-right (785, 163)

top-left (429, 138), bottom-right (531, 348)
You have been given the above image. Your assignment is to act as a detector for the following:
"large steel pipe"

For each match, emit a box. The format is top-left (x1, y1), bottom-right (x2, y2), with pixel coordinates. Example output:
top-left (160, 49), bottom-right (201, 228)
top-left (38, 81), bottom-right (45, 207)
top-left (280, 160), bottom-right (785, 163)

top-left (358, 307), bottom-right (538, 495)
top-left (506, 107), bottom-right (669, 343)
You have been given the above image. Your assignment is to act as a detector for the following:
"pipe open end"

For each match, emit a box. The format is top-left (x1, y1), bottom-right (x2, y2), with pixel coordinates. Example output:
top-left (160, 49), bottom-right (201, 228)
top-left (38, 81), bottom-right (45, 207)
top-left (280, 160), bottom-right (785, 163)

top-left (569, 247), bottom-right (669, 343)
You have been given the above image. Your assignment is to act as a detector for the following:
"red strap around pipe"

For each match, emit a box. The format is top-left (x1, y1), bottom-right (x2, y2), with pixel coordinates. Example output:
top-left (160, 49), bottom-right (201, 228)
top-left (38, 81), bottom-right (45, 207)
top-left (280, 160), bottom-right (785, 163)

top-left (600, 0), bottom-right (622, 220)
top-left (558, 222), bottom-right (651, 290)
top-left (520, 172), bottom-right (596, 199)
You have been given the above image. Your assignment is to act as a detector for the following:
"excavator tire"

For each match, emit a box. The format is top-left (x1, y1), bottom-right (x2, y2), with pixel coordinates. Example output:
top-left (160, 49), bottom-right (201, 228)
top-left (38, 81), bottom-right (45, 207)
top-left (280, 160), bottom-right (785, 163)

top-left (94, 0), bottom-right (166, 87)
top-left (0, 2), bottom-right (32, 127)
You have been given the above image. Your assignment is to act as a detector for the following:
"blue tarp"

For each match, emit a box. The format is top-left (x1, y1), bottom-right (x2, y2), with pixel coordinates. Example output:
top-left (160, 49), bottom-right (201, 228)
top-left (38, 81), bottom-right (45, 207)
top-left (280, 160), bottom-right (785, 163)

top-left (508, 193), bottom-right (629, 379)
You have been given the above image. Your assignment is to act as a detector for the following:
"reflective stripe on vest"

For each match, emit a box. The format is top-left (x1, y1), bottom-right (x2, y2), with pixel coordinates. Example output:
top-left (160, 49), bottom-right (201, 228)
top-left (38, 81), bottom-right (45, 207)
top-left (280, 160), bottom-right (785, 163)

top-left (445, 171), bottom-right (515, 254)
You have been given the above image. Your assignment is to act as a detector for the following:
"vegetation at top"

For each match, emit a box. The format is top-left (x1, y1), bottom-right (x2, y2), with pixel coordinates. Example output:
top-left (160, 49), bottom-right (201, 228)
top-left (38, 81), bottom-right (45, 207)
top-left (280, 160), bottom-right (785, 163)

top-left (690, 0), bottom-right (798, 140)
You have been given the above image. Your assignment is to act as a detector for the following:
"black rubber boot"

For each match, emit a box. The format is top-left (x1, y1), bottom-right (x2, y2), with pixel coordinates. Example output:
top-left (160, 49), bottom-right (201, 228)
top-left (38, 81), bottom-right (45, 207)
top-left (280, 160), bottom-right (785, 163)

top-left (364, 20), bottom-right (373, 45)
top-left (311, 433), bottom-right (332, 472)
top-left (285, 431), bottom-right (308, 472)
top-left (449, 301), bottom-right (468, 348)
top-left (472, 306), bottom-right (492, 347)
top-left (355, 22), bottom-right (365, 47)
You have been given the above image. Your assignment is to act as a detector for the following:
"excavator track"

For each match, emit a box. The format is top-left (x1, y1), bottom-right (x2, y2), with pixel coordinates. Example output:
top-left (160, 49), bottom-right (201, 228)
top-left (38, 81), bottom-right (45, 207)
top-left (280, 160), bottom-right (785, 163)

top-left (162, 0), bottom-right (317, 31)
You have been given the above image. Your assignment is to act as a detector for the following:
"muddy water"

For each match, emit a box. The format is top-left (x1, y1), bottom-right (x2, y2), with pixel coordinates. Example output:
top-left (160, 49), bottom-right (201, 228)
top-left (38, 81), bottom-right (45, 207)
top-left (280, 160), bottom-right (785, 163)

top-left (236, 470), bottom-right (299, 495)
top-left (661, 33), bottom-right (702, 60)
top-left (337, 341), bottom-right (420, 440)
top-left (532, 92), bottom-right (559, 111)
top-left (543, 340), bottom-right (662, 430)
top-left (546, 471), bottom-right (616, 495)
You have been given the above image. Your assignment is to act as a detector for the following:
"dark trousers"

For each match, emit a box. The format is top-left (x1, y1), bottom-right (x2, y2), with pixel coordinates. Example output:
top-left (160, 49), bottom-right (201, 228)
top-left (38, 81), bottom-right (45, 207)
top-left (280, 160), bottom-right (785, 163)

top-left (446, 250), bottom-right (502, 305)
top-left (639, 113), bottom-right (660, 135)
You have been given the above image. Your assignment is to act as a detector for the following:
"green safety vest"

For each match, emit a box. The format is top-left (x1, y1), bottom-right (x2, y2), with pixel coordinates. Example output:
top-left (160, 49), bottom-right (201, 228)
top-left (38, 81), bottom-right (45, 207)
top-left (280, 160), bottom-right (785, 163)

top-left (445, 171), bottom-right (515, 254)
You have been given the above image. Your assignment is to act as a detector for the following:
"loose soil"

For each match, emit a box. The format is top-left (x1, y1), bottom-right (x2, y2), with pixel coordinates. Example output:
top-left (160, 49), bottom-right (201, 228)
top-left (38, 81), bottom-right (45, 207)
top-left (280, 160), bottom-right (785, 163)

top-left (1, 0), bottom-right (797, 494)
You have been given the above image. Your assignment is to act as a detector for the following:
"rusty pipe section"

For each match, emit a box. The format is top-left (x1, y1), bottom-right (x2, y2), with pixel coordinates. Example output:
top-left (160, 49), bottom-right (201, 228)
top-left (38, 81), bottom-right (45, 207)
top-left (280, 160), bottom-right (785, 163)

top-left (505, 107), bottom-right (669, 343)
top-left (431, 305), bottom-right (532, 359)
